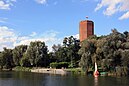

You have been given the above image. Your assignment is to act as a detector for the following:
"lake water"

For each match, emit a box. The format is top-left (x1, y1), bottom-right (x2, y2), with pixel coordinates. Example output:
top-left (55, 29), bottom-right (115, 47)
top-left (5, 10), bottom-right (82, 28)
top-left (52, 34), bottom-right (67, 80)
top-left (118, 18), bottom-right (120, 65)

top-left (0, 71), bottom-right (129, 86)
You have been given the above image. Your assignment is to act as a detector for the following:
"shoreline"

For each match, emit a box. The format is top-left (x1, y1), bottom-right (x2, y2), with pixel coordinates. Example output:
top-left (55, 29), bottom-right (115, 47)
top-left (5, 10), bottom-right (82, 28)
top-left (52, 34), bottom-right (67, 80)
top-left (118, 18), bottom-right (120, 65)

top-left (31, 68), bottom-right (67, 75)
top-left (1, 67), bottom-right (126, 77)
top-left (12, 66), bottom-right (85, 75)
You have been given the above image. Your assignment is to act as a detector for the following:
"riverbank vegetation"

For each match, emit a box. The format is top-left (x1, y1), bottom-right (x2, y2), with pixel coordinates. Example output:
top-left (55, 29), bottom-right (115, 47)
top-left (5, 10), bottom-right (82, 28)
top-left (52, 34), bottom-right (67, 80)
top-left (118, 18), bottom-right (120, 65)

top-left (0, 29), bottom-right (129, 76)
top-left (0, 36), bottom-right (81, 70)
top-left (79, 29), bottom-right (129, 76)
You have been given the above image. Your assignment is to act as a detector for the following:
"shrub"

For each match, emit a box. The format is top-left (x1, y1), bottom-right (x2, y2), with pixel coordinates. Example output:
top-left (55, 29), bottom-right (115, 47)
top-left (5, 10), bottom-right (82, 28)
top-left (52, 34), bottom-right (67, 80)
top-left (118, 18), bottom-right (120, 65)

top-left (50, 62), bottom-right (58, 68)
top-left (50, 62), bottom-right (69, 68)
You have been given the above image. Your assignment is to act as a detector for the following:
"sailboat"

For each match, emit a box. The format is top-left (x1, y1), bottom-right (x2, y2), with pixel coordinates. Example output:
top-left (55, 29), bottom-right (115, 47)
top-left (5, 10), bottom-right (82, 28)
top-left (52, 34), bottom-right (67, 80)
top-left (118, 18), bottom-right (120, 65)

top-left (93, 62), bottom-right (99, 77)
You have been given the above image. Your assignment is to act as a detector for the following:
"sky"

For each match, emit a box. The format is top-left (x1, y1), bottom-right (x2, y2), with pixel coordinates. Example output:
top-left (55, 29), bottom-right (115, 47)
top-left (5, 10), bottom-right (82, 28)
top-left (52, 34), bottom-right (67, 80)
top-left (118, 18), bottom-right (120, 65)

top-left (0, 0), bottom-right (129, 51)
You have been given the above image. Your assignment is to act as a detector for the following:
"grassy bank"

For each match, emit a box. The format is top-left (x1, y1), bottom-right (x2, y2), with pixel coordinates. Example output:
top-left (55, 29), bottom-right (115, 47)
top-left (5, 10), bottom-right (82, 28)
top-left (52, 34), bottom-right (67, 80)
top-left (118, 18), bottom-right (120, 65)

top-left (12, 67), bottom-right (85, 75)
top-left (65, 68), bottom-right (85, 75)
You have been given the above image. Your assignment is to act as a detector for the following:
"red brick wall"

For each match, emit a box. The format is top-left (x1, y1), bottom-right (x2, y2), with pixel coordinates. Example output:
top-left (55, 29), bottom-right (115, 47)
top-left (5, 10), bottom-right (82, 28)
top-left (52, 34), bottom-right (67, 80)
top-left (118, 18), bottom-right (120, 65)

top-left (79, 20), bottom-right (94, 42)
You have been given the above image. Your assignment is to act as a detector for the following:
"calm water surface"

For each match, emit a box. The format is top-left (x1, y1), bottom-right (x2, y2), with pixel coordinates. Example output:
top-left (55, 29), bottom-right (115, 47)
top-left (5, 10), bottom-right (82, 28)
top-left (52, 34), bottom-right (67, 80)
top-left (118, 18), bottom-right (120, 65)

top-left (0, 71), bottom-right (129, 86)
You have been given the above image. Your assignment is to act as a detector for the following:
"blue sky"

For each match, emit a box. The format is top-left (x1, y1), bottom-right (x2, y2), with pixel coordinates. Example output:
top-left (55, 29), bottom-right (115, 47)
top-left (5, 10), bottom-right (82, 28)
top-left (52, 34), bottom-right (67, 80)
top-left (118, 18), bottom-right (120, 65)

top-left (0, 0), bottom-right (129, 51)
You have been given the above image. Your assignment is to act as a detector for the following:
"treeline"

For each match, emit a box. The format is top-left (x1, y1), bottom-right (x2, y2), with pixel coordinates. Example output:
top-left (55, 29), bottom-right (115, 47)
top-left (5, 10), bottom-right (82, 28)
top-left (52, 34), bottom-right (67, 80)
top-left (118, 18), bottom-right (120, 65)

top-left (79, 29), bottom-right (129, 76)
top-left (0, 36), bottom-right (81, 70)
top-left (1, 29), bottom-right (129, 76)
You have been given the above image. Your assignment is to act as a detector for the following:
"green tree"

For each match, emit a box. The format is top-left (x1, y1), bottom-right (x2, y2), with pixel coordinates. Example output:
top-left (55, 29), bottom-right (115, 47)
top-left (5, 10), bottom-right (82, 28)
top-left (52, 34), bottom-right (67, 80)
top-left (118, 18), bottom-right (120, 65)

top-left (78, 38), bottom-right (96, 73)
top-left (24, 41), bottom-right (48, 67)
top-left (1, 48), bottom-right (14, 69)
top-left (12, 45), bottom-right (27, 66)
top-left (79, 29), bottom-right (129, 75)
top-left (20, 53), bottom-right (31, 67)
top-left (0, 52), bottom-right (5, 69)
top-left (51, 36), bottom-right (80, 68)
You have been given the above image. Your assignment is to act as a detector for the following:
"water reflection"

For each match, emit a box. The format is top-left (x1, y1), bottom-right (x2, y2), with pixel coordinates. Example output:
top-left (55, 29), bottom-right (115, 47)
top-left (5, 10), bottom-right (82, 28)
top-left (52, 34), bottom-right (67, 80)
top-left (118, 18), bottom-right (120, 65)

top-left (94, 77), bottom-right (98, 86)
top-left (0, 71), bottom-right (129, 86)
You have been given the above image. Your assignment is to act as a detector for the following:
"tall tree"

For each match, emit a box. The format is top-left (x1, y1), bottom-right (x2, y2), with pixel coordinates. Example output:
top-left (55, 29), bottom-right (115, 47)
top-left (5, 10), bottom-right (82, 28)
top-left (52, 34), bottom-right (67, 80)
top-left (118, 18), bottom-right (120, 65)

top-left (24, 41), bottom-right (48, 67)
top-left (1, 48), bottom-right (14, 69)
top-left (52, 36), bottom-right (80, 67)
top-left (78, 38), bottom-right (97, 72)
top-left (79, 29), bottom-right (129, 75)
top-left (12, 45), bottom-right (27, 66)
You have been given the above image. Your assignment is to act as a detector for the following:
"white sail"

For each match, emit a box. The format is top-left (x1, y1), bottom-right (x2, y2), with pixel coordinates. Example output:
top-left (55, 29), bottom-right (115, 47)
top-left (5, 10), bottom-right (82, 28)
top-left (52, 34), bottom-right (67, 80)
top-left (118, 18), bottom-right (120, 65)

top-left (95, 62), bottom-right (97, 72)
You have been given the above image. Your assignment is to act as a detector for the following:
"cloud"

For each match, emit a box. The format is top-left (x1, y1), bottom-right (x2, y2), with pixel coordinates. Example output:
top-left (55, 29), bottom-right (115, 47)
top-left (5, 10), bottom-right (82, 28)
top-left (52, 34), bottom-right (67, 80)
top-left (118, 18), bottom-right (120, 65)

top-left (0, 17), bottom-right (8, 23)
top-left (0, 26), bottom-right (17, 50)
top-left (95, 0), bottom-right (129, 20)
top-left (14, 30), bottom-right (62, 52)
top-left (73, 34), bottom-right (79, 39)
top-left (30, 32), bottom-right (37, 37)
top-left (0, 26), bottom-right (63, 52)
top-left (0, 26), bottom-right (15, 37)
top-left (0, 26), bottom-right (79, 52)
top-left (35, 0), bottom-right (47, 5)
top-left (0, 0), bottom-right (16, 10)
top-left (119, 11), bottom-right (129, 20)
top-left (0, 1), bottom-right (10, 10)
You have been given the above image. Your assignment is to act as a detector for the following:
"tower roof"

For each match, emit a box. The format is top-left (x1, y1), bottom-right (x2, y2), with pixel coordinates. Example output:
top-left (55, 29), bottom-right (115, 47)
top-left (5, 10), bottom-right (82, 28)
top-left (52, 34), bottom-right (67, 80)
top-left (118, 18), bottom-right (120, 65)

top-left (80, 20), bottom-right (93, 23)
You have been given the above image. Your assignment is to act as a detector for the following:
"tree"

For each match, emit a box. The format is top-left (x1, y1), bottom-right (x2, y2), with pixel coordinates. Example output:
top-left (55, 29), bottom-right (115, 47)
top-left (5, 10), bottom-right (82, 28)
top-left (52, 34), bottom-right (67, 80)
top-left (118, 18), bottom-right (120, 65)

top-left (1, 48), bottom-right (14, 69)
top-left (0, 52), bottom-right (5, 69)
top-left (24, 41), bottom-right (48, 67)
top-left (63, 37), bottom-right (68, 47)
top-left (48, 52), bottom-right (57, 63)
top-left (78, 39), bottom-right (96, 73)
top-left (12, 45), bottom-right (27, 66)
top-left (51, 36), bottom-right (80, 68)
top-left (78, 29), bottom-right (129, 75)
top-left (51, 44), bottom-right (62, 62)
top-left (20, 53), bottom-right (31, 67)
top-left (67, 36), bottom-right (80, 67)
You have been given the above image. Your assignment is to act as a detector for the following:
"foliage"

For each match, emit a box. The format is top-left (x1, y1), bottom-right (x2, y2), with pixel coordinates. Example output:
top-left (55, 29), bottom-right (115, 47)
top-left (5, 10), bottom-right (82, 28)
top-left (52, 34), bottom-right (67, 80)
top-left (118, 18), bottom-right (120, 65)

top-left (66, 68), bottom-right (85, 75)
top-left (50, 62), bottom-right (69, 68)
top-left (20, 54), bottom-right (31, 67)
top-left (78, 36), bottom-right (97, 72)
top-left (12, 45), bottom-right (27, 66)
top-left (50, 62), bottom-right (58, 68)
top-left (1, 29), bottom-right (129, 76)
top-left (0, 36), bottom-right (80, 70)
top-left (13, 66), bottom-right (31, 72)
top-left (0, 41), bottom-right (49, 69)
top-left (51, 36), bottom-right (81, 67)
top-left (0, 48), bottom-right (14, 69)
top-left (23, 41), bottom-right (49, 67)
top-left (79, 29), bottom-right (129, 76)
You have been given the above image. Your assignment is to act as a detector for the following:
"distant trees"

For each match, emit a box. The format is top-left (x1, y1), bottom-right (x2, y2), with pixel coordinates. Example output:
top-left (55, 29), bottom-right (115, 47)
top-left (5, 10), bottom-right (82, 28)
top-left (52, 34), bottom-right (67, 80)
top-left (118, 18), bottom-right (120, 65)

top-left (0, 41), bottom-right (49, 69)
top-left (79, 29), bottom-right (129, 75)
top-left (0, 48), bottom-right (14, 69)
top-left (1, 29), bottom-right (129, 76)
top-left (50, 36), bottom-right (81, 68)
top-left (0, 36), bottom-right (81, 70)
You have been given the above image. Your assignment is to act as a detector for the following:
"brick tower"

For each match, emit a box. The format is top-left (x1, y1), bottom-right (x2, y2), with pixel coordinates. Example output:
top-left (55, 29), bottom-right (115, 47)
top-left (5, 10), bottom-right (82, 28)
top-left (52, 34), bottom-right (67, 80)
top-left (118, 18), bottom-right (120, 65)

top-left (79, 19), bottom-right (94, 42)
